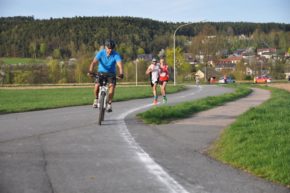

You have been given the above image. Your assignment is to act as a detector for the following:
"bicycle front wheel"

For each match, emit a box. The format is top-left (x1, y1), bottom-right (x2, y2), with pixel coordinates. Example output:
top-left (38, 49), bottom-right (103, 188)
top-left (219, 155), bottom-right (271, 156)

top-left (98, 91), bottom-right (106, 125)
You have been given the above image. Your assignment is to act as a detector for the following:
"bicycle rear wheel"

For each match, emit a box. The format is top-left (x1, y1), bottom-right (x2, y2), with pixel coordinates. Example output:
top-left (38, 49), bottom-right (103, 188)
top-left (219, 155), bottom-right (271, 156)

top-left (98, 91), bottom-right (106, 125)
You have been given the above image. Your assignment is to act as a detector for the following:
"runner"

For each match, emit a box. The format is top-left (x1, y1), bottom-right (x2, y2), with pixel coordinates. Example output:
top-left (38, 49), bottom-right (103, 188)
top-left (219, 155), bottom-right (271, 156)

top-left (159, 57), bottom-right (169, 103)
top-left (146, 58), bottom-right (160, 105)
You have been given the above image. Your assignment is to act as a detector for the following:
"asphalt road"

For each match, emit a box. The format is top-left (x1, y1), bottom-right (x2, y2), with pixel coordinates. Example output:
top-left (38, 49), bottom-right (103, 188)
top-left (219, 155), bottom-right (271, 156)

top-left (0, 85), bottom-right (288, 193)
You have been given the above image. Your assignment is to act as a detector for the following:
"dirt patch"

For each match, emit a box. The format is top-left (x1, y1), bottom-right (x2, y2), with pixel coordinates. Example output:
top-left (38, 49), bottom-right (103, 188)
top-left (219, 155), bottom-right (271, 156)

top-left (269, 83), bottom-right (290, 92)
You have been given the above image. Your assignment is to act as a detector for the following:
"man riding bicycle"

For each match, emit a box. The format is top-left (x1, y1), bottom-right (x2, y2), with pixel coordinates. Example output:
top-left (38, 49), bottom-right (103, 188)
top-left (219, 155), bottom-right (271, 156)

top-left (88, 39), bottom-right (123, 112)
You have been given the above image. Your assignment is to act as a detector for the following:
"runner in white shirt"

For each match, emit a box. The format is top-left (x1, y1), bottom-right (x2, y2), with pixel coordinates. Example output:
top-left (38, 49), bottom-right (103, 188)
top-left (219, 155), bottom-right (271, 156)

top-left (146, 58), bottom-right (160, 105)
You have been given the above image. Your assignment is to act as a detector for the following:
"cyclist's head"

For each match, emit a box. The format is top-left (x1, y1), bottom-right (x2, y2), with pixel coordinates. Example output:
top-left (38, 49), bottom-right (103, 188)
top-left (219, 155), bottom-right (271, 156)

top-left (105, 39), bottom-right (116, 49)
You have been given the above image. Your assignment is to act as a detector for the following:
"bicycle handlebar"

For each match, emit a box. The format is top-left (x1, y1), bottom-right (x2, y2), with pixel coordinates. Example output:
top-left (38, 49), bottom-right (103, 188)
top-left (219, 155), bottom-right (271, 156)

top-left (87, 72), bottom-right (123, 79)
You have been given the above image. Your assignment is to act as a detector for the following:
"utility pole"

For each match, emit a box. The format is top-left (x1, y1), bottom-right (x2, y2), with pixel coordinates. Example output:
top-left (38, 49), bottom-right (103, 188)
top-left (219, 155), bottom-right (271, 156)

top-left (173, 20), bottom-right (206, 85)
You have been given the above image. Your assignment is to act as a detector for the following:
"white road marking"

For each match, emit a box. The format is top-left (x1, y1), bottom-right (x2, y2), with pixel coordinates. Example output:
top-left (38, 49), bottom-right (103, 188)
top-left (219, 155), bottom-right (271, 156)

top-left (117, 86), bottom-right (208, 193)
top-left (180, 85), bottom-right (202, 98)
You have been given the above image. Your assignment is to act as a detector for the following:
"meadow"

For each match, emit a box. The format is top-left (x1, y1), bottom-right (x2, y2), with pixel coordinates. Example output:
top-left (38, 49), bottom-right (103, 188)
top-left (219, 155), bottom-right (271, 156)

top-left (209, 86), bottom-right (290, 186)
top-left (0, 85), bottom-right (184, 113)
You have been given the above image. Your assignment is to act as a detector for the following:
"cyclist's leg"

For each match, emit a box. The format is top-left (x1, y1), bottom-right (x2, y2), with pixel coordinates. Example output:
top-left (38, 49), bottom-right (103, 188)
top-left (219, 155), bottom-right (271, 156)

top-left (108, 83), bottom-right (115, 104)
top-left (107, 76), bottom-right (116, 112)
top-left (93, 77), bottom-right (101, 108)
top-left (94, 83), bottom-right (100, 98)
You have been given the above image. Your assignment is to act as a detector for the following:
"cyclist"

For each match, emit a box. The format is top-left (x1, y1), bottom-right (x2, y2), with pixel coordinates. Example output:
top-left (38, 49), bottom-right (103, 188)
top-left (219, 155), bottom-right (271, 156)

top-left (88, 39), bottom-right (123, 112)
top-left (158, 57), bottom-right (169, 103)
top-left (146, 58), bottom-right (160, 105)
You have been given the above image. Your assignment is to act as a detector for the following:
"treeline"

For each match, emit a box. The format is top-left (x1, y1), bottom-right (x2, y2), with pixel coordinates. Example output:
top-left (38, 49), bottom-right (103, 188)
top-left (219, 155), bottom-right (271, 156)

top-left (1, 16), bottom-right (289, 60)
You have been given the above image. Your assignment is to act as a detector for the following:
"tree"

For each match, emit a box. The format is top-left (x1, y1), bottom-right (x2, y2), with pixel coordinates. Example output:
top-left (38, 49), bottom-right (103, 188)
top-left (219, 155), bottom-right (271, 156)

top-left (232, 61), bottom-right (246, 80)
top-left (53, 48), bottom-right (61, 59)
top-left (39, 43), bottom-right (47, 57)
top-left (137, 47), bottom-right (145, 55)
top-left (271, 59), bottom-right (287, 79)
top-left (48, 59), bottom-right (60, 83)
top-left (29, 42), bottom-right (37, 58)
top-left (165, 47), bottom-right (190, 81)
top-left (74, 55), bottom-right (90, 83)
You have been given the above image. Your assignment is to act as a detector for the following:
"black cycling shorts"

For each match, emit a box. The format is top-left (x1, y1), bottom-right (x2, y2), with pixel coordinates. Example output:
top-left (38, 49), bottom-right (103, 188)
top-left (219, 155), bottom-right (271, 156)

top-left (95, 73), bottom-right (117, 86)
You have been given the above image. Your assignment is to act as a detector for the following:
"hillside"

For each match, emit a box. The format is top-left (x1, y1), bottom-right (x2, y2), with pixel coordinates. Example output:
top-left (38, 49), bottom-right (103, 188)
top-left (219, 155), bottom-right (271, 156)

top-left (1, 16), bottom-right (289, 59)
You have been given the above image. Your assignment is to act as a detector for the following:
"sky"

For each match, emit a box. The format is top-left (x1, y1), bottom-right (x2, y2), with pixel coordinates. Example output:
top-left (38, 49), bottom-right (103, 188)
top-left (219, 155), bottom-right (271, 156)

top-left (0, 0), bottom-right (289, 23)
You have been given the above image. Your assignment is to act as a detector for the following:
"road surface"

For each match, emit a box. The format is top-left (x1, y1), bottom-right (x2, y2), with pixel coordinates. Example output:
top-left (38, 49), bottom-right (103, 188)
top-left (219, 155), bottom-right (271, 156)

top-left (0, 85), bottom-right (288, 193)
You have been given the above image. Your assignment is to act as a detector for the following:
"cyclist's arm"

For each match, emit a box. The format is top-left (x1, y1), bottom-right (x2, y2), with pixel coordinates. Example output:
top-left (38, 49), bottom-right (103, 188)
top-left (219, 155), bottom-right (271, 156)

top-left (117, 61), bottom-right (123, 75)
top-left (89, 58), bottom-right (98, 73)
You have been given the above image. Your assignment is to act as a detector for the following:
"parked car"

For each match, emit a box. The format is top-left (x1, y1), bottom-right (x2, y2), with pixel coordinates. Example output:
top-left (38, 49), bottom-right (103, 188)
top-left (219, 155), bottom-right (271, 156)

top-left (254, 76), bottom-right (272, 83)
top-left (218, 76), bottom-right (235, 84)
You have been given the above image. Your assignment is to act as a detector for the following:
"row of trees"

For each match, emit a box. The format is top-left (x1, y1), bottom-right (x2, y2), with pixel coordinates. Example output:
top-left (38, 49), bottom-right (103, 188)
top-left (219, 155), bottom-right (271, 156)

top-left (0, 16), bottom-right (289, 84)
top-left (0, 47), bottom-right (188, 84)
top-left (1, 16), bottom-right (289, 60)
top-left (0, 48), bottom-right (289, 84)
top-left (0, 58), bottom-right (152, 84)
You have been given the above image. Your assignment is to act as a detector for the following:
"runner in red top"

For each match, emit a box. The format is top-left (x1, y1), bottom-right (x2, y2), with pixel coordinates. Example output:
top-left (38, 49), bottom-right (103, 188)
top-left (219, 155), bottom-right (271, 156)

top-left (158, 57), bottom-right (169, 103)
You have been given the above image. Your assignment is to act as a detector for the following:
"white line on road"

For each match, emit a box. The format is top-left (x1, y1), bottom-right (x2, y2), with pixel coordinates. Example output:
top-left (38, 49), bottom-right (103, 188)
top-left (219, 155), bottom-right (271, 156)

top-left (117, 86), bottom-right (207, 193)
top-left (180, 85), bottom-right (202, 98)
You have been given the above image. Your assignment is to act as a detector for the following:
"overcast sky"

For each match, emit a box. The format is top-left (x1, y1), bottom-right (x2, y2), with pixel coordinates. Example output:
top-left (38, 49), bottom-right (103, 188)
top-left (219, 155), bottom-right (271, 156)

top-left (0, 0), bottom-right (289, 23)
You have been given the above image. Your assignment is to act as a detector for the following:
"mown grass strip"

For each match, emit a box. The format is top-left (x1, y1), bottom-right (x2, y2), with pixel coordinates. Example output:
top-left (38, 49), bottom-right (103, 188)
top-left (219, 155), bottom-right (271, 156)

top-left (138, 85), bottom-right (252, 124)
top-left (0, 85), bottom-right (185, 113)
top-left (0, 57), bottom-right (46, 64)
top-left (209, 86), bottom-right (290, 186)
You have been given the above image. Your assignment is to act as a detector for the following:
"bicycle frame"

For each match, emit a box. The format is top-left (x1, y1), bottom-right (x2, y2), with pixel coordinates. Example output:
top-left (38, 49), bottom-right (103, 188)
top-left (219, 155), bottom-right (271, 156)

top-left (92, 73), bottom-right (114, 125)
top-left (90, 72), bottom-right (117, 125)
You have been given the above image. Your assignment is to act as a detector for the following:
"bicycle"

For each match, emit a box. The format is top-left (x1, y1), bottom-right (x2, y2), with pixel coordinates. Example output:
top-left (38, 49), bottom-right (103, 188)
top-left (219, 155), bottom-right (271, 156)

top-left (90, 72), bottom-right (114, 125)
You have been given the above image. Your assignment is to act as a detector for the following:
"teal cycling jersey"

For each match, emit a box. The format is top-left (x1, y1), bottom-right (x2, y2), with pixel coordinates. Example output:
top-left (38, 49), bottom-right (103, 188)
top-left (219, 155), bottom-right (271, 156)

top-left (96, 49), bottom-right (122, 74)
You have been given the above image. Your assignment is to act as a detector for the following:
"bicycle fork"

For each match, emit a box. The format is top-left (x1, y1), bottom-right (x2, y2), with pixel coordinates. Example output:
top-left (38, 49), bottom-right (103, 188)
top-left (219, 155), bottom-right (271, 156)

top-left (99, 86), bottom-right (108, 108)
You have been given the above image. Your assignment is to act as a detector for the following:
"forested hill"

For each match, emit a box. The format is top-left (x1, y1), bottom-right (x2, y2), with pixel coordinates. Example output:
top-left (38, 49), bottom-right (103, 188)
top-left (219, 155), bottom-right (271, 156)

top-left (1, 16), bottom-right (289, 59)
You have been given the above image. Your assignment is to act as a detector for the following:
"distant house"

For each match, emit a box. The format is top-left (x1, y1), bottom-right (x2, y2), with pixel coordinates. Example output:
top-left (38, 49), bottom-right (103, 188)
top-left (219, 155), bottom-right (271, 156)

top-left (218, 56), bottom-right (243, 64)
top-left (257, 48), bottom-right (276, 55)
top-left (246, 67), bottom-right (254, 76)
top-left (233, 49), bottom-right (246, 56)
top-left (242, 53), bottom-right (255, 60)
top-left (254, 58), bottom-right (271, 75)
top-left (136, 54), bottom-right (153, 61)
top-left (215, 63), bottom-right (236, 72)
top-left (261, 52), bottom-right (275, 59)
top-left (184, 53), bottom-right (196, 65)
top-left (285, 72), bottom-right (290, 80)
top-left (195, 70), bottom-right (205, 79)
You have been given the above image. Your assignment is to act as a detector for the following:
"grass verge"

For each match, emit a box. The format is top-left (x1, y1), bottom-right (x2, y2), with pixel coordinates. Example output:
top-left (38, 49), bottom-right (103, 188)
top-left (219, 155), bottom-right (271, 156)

top-left (0, 85), bottom-right (185, 113)
top-left (0, 57), bottom-right (46, 64)
top-left (137, 85), bottom-right (252, 124)
top-left (209, 86), bottom-right (290, 186)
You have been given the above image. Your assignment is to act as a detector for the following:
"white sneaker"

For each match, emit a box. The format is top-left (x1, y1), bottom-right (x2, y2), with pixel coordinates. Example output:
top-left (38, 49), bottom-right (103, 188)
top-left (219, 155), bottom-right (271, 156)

top-left (93, 99), bottom-right (98, 108)
top-left (106, 104), bottom-right (112, 112)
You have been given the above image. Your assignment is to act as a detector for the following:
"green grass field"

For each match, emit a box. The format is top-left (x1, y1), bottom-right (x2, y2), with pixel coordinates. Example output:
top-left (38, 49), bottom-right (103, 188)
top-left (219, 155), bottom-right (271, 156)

top-left (0, 85), bottom-right (185, 113)
top-left (209, 86), bottom-right (290, 186)
top-left (0, 57), bottom-right (46, 64)
top-left (138, 85), bottom-right (252, 124)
